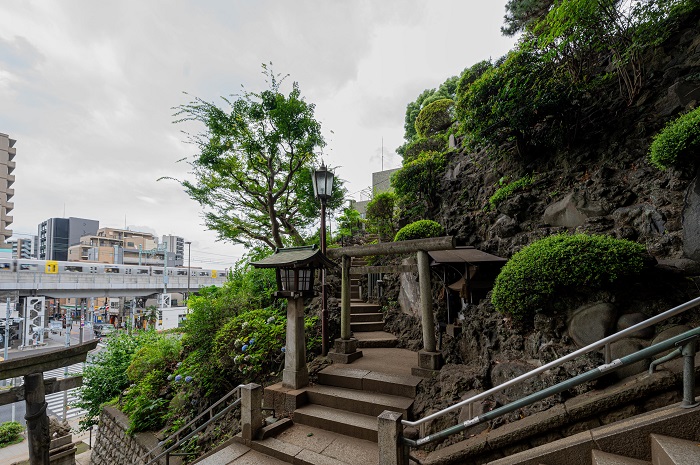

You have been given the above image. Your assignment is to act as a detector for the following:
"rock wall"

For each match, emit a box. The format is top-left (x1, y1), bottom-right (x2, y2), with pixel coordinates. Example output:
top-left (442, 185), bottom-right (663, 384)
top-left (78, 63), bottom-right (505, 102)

top-left (90, 406), bottom-right (170, 465)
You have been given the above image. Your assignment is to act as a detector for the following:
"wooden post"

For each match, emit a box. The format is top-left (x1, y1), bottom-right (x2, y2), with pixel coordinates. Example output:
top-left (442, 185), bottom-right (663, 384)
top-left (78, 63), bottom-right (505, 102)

top-left (341, 255), bottom-right (351, 340)
top-left (417, 251), bottom-right (436, 352)
top-left (25, 372), bottom-right (50, 465)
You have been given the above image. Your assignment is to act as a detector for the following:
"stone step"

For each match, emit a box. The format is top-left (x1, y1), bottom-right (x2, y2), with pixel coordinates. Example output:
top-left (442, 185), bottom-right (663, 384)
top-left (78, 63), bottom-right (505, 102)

top-left (304, 384), bottom-right (413, 418)
top-left (351, 303), bottom-right (382, 314)
top-left (318, 365), bottom-right (421, 398)
top-left (248, 424), bottom-right (379, 465)
top-left (351, 312), bottom-right (383, 323)
top-left (650, 433), bottom-right (700, 465)
top-left (355, 331), bottom-right (398, 348)
top-left (351, 321), bottom-right (385, 332)
top-left (591, 450), bottom-right (651, 465)
top-left (292, 404), bottom-right (378, 442)
top-left (194, 439), bottom-right (288, 465)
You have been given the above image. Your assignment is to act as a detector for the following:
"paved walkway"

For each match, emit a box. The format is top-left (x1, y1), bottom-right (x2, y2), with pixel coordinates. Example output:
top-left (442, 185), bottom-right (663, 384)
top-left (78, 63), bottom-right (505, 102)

top-left (0, 416), bottom-right (94, 465)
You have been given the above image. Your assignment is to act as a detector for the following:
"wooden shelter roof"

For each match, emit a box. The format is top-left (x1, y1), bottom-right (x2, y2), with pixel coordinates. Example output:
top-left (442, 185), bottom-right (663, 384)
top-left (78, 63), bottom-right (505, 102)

top-left (428, 246), bottom-right (506, 264)
top-left (250, 245), bottom-right (335, 269)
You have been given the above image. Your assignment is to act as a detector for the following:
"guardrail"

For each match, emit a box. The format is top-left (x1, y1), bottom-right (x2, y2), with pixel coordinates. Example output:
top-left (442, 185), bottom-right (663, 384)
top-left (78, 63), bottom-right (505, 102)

top-left (139, 384), bottom-right (245, 465)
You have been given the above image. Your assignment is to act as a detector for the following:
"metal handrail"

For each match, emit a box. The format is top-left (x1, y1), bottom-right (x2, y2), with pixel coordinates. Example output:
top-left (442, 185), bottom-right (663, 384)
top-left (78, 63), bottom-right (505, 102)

top-left (139, 384), bottom-right (245, 465)
top-left (402, 295), bottom-right (700, 428)
top-left (404, 326), bottom-right (699, 447)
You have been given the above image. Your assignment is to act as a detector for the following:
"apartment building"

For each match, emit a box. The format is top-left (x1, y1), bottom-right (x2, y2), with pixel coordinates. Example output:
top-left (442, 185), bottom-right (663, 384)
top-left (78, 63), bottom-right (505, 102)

top-left (161, 234), bottom-right (185, 267)
top-left (67, 227), bottom-right (179, 266)
top-left (38, 217), bottom-right (99, 261)
top-left (8, 236), bottom-right (38, 259)
top-left (0, 133), bottom-right (16, 246)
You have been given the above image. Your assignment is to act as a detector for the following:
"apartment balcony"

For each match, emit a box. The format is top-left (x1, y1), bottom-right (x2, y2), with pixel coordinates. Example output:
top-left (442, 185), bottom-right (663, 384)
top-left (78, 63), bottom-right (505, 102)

top-left (8, 147), bottom-right (15, 160)
top-left (2, 214), bottom-right (13, 225)
top-left (6, 188), bottom-right (14, 200)
top-left (4, 201), bottom-right (14, 213)
top-left (6, 174), bottom-right (14, 186)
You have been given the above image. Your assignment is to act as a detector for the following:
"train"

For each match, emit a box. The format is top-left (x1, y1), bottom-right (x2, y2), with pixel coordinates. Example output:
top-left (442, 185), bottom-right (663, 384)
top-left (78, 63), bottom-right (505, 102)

top-left (0, 258), bottom-right (224, 279)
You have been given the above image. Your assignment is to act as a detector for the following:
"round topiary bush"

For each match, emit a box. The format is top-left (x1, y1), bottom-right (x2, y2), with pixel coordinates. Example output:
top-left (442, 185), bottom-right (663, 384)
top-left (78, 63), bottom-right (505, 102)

top-left (649, 106), bottom-right (700, 170)
top-left (414, 98), bottom-right (454, 137)
top-left (394, 219), bottom-right (445, 242)
top-left (491, 234), bottom-right (646, 319)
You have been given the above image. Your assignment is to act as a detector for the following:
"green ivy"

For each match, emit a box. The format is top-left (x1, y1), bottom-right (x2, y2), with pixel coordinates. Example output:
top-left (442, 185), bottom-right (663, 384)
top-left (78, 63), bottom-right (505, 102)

top-left (414, 99), bottom-right (455, 138)
top-left (491, 234), bottom-right (646, 319)
top-left (649, 106), bottom-right (700, 169)
top-left (489, 175), bottom-right (535, 209)
top-left (394, 220), bottom-right (445, 242)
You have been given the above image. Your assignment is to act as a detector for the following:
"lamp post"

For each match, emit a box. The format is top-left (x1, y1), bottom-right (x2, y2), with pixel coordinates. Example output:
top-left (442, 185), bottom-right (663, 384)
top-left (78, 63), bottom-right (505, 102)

top-left (312, 162), bottom-right (335, 356)
top-left (185, 241), bottom-right (192, 302)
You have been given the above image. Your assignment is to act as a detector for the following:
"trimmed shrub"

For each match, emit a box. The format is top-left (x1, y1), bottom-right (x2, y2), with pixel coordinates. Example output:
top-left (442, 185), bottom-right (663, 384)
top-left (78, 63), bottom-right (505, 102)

top-left (489, 175), bottom-right (535, 209)
top-left (492, 234), bottom-right (646, 319)
top-left (394, 220), bottom-right (445, 242)
top-left (414, 99), bottom-right (454, 137)
top-left (402, 135), bottom-right (448, 163)
top-left (0, 421), bottom-right (23, 447)
top-left (649, 106), bottom-right (700, 169)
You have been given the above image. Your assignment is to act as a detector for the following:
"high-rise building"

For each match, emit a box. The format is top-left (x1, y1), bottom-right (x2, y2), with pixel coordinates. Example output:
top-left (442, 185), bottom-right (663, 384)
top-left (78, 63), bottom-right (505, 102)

top-left (38, 217), bottom-right (99, 261)
top-left (8, 236), bottom-right (38, 259)
top-left (0, 133), bottom-right (16, 246)
top-left (161, 235), bottom-right (185, 267)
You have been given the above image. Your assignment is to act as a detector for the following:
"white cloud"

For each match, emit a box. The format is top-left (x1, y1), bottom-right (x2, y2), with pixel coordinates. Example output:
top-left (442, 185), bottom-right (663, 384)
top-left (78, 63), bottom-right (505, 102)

top-left (0, 0), bottom-right (516, 267)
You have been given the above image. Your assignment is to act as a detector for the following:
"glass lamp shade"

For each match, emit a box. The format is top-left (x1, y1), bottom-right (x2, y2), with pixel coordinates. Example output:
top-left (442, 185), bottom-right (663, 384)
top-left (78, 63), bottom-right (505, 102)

top-left (279, 268), bottom-right (313, 292)
top-left (312, 164), bottom-right (334, 201)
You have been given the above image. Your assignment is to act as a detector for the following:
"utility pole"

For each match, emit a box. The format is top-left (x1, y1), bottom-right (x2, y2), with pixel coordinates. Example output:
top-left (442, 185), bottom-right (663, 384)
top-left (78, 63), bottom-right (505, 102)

top-left (3, 298), bottom-right (9, 386)
top-left (185, 241), bottom-right (192, 303)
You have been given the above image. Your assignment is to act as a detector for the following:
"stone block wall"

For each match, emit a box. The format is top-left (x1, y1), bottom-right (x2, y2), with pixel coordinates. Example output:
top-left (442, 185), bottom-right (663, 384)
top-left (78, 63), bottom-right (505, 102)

top-left (90, 406), bottom-right (169, 465)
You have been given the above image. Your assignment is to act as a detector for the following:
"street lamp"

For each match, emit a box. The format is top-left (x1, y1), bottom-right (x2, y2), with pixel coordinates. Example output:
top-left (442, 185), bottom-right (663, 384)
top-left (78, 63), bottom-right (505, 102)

top-left (312, 162), bottom-right (334, 356)
top-left (185, 241), bottom-right (192, 302)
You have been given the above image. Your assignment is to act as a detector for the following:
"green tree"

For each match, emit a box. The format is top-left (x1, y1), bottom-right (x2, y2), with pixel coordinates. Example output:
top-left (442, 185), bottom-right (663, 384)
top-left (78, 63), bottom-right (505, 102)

top-left (172, 65), bottom-right (333, 250)
top-left (336, 207), bottom-right (364, 243)
top-left (366, 193), bottom-right (397, 241)
top-left (502, 0), bottom-right (556, 36)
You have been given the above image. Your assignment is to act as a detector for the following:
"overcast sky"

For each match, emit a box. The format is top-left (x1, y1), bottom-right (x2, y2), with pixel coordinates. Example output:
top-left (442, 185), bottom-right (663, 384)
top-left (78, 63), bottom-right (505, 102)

top-left (0, 0), bottom-right (516, 268)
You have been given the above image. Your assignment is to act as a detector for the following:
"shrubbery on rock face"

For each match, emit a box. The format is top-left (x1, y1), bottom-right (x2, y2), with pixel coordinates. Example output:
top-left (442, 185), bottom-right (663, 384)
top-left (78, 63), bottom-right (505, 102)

top-left (491, 234), bottom-right (646, 319)
top-left (649, 106), bottom-right (700, 170)
top-left (394, 219), bottom-right (445, 242)
top-left (414, 98), bottom-right (454, 137)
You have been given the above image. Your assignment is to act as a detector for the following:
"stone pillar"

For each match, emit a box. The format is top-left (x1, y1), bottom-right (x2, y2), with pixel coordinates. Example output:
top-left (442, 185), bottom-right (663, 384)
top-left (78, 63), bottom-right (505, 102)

top-left (415, 251), bottom-right (442, 375)
top-left (282, 298), bottom-right (309, 389)
top-left (241, 383), bottom-right (263, 442)
top-left (340, 254), bottom-right (351, 340)
top-left (24, 372), bottom-right (50, 465)
top-left (378, 410), bottom-right (409, 465)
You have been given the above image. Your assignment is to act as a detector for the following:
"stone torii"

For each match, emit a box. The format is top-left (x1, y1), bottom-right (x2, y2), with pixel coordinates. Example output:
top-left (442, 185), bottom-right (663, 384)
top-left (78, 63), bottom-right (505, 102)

top-left (0, 340), bottom-right (98, 465)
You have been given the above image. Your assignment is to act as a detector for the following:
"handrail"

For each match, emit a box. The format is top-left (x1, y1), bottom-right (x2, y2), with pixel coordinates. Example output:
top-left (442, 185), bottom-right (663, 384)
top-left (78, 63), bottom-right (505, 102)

top-left (403, 326), bottom-right (700, 447)
top-left (139, 384), bottom-right (245, 465)
top-left (402, 295), bottom-right (700, 428)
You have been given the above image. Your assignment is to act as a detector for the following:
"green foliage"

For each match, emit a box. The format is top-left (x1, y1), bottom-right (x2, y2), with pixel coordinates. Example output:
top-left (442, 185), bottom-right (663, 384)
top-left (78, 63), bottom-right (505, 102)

top-left (75, 330), bottom-right (161, 430)
top-left (122, 370), bottom-right (170, 434)
top-left (399, 75), bottom-right (459, 148)
top-left (489, 175), bottom-right (535, 209)
top-left (649, 106), bottom-right (700, 169)
top-left (336, 208), bottom-right (364, 242)
top-left (414, 99), bottom-right (455, 138)
top-left (127, 336), bottom-right (182, 384)
top-left (394, 220), bottom-right (445, 242)
top-left (366, 192), bottom-right (397, 241)
top-left (171, 64), bottom-right (344, 250)
top-left (401, 134), bottom-right (448, 163)
top-left (458, 47), bottom-right (574, 155)
top-left (392, 151), bottom-right (446, 220)
top-left (0, 421), bottom-right (23, 447)
top-left (455, 60), bottom-right (493, 125)
top-left (502, 0), bottom-right (556, 36)
top-left (491, 234), bottom-right (646, 319)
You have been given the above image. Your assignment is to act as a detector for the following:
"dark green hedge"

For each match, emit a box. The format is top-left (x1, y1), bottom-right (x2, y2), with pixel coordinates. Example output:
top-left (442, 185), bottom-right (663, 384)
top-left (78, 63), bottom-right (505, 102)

top-left (491, 234), bottom-right (646, 319)
top-left (394, 220), bottom-right (445, 242)
top-left (649, 106), bottom-right (700, 170)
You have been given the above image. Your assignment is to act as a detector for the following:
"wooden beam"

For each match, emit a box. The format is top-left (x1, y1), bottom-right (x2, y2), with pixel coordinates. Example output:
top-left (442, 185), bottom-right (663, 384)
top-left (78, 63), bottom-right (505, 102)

top-left (326, 236), bottom-right (455, 259)
top-left (350, 265), bottom-right (418, 274)
top-left (0, 340), bottom-right (98, 380)
top-left (0, 376), bottom-right (83, 406)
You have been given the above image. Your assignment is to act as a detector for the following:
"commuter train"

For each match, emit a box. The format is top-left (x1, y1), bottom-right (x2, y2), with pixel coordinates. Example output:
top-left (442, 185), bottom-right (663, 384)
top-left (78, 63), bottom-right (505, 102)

top-left (0, 258), bottom-right (223, 279)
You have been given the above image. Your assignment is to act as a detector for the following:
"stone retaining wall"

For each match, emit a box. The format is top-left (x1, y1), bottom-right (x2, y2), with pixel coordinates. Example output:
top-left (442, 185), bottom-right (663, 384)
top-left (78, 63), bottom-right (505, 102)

top-left (90, 406), bottom-right (170, 465)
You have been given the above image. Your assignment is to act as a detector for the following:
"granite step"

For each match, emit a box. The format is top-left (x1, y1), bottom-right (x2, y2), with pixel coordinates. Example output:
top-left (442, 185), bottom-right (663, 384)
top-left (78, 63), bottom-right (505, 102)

top-left (194, 439), bottom-right (288, 464)
top-left (303, 384), bottom-right (413, 418)
top-left (350, 321), bottom-right (385, 332)
top-left (355, 331), bottom-right (398, 348)
top-left (350, 303), bottom-right (382, 314)
top-left (292, 404), bottom-right (378, 442)
top-left (591, 450), bottom-right (651, 465)
top-left (318, 365), bottom-right (422, 398)
top-left (350, 312), bottom-right (383, 323)
top-left (650, 433), bottom-right (700, 465)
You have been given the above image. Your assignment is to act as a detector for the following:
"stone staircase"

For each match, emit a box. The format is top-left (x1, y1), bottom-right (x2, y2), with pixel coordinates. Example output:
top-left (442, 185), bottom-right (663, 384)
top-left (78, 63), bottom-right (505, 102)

top-left (349, 257), bottom-right (397, 349)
